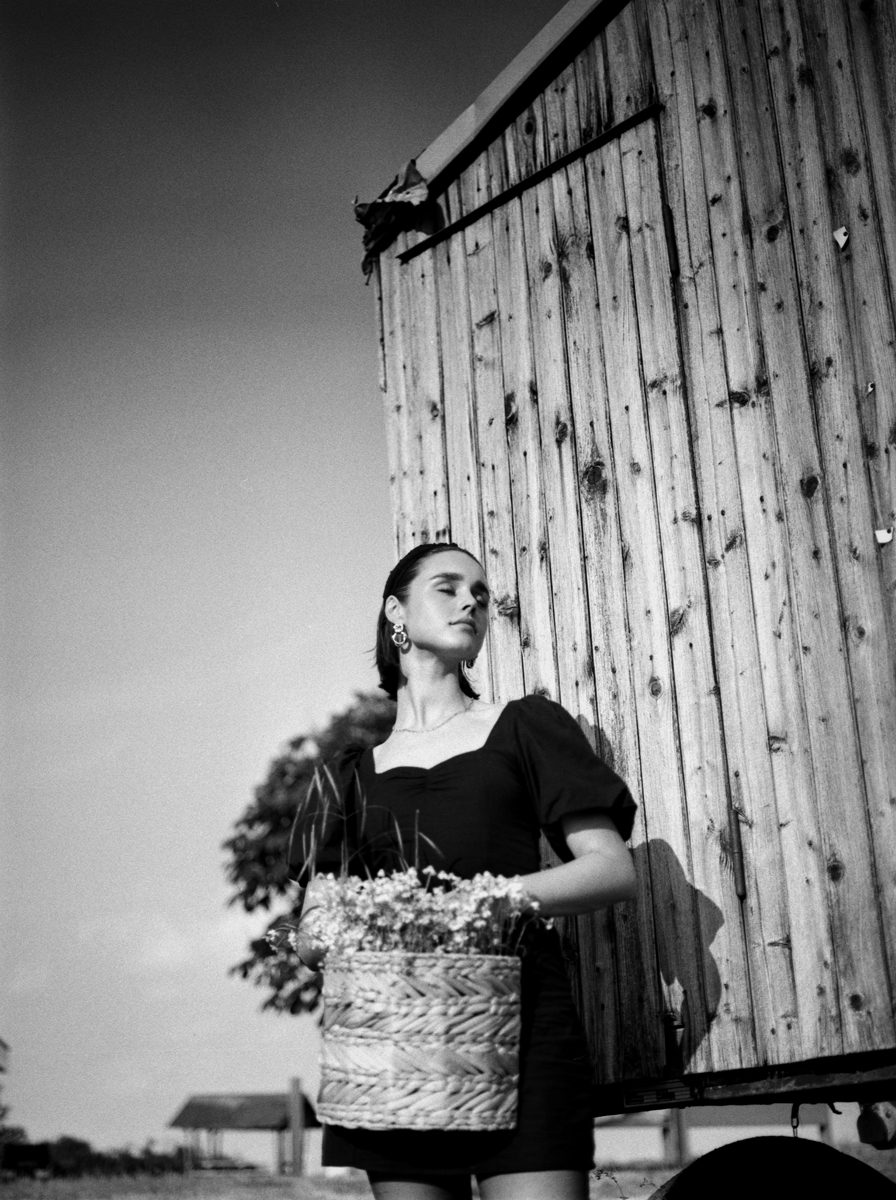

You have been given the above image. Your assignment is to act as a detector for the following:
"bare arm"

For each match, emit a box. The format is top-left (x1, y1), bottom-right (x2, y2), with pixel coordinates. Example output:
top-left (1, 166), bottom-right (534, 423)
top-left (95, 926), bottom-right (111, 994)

top-left (516, 812), bottom-right (637, 917)
top-left (291, 875), bottom-right (329, 970)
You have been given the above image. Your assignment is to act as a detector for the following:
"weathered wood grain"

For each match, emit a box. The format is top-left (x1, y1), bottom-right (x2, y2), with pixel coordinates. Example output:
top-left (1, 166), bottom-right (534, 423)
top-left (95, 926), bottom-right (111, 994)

top-left (370, 0), bottom-right (896, 1089)
top-left (433, 179), bottom-right (486, 557)
top-left (545, 61), bottom-right (582, 163)
top-left (491, 123), bottom-right (560, 700)
top-left (573, 29), bottom-right (613, 141)
top-left (398, 242), bottom-right (450, 546)
top-left (669, 0), bottom-right (843, 1063)
top-left (604, 0), bottom-right (654, 125)
top-left (796, 0), bottom-right (896, 636)
top-left (374, 253), bottom-right (404, 559)
top-left (462, 212), bottom-right (526, 702)
top-left (386, 234), bottom-right (419, 556)
top-left (431, 203), bottom-right (495, 695)
top-left (844, 0), bottom-right (896, 335)
top-left (645, 0), bottom-right (800, 1068)
top-left (519, 175), bottom-right (595, 721)
top-left (543, 55), bottom-right (644, 1083)
top-left (730, 0), bottom-right (895, 1053)
top-left (584, 124), bottom-right (714, 1074)
top-left (622, 117), bottom-right (756, 1071)
top-left (557, 141), bottom-right (666, 1080)
top-left (787, 0), bottom-right (896, 1022)
top-left (503, 98), bottom-right (549, 190)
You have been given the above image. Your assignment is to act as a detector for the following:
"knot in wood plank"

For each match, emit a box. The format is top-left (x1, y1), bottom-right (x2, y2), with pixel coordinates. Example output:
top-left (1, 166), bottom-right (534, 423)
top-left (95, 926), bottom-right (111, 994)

top-left (494, 595), bottom-right (520, 619)
top-left (504, 392), bottom-right (518, 427)
top-left (580, 459), bottom-right (608, 497)
top-left (669, 607), bottom-right (688, 636)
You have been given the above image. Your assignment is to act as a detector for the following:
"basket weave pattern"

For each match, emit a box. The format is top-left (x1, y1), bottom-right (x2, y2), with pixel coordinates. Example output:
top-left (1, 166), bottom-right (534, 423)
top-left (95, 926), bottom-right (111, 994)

top-left (318, 950), bottom-right (522, 1131)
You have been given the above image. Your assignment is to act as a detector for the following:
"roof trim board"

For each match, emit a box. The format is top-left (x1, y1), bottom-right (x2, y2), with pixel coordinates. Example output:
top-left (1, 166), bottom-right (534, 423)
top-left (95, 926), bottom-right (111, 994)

top-left (414, 0), bottom-right (630, 195)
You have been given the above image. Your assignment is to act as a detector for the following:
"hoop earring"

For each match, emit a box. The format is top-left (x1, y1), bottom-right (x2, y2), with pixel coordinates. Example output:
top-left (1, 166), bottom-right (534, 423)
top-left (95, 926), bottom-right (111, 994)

top-left (391, 622), bottom-right (409, 648)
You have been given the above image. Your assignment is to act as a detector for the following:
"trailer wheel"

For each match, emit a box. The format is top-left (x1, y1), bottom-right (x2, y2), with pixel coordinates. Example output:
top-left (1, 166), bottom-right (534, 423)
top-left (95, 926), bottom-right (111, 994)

top-left (647, 1135), bottom-right (896, 1199)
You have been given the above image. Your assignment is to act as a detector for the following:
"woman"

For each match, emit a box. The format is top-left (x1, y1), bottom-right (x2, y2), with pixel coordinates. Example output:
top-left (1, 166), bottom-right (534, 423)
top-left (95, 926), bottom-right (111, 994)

top-left (295, 542), bottom-right (638, 1200)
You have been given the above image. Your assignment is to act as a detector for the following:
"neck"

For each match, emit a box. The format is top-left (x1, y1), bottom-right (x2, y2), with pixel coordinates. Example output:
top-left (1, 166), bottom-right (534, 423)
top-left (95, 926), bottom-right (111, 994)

top-left (393, 662), bottom-right (467, 730)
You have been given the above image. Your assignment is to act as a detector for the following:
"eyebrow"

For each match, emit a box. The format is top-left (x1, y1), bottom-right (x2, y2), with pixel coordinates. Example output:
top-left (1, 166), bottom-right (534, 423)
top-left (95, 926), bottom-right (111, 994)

top-left (430, 571), bottom-right (491, 596)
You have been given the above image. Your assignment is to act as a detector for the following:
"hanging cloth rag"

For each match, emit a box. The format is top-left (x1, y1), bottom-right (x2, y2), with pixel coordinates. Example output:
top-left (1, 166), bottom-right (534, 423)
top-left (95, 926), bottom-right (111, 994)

top-left (354, 160), bottom-right (434, 279)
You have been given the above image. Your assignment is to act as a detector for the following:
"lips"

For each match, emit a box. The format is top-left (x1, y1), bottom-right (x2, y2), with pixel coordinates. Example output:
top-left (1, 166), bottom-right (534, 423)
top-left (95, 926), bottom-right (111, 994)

top-left (452, 619), bottom-right (477, 632)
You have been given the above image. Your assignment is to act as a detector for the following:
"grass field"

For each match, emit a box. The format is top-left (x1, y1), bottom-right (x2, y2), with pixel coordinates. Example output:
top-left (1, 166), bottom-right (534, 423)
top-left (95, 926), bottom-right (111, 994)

top-left (2, 1144), bottom-right (894, 1200)
top-left (0, 1166), bottom-right (677, 1200)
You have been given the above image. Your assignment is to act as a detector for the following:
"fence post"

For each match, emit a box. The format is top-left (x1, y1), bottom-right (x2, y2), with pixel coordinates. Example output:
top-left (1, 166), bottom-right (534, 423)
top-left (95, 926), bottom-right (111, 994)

top-left (289, 1077), bottom-right (305, 1177)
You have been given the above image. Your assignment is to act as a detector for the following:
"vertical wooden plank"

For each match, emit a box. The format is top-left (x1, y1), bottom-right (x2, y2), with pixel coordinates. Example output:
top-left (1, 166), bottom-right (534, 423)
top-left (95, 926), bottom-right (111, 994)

top-left (435, 178), bottom-right (485, 555)
top-left (645, 0), bottom-right (801, 1067)
top-left (491, 125), bottom-right (559, 699)
top-left (790, 0), bottom-right (896, 1027)
top-left (585, 128), bottom-right (714, 1075)
top-left (289, 1077), bottom-right (305, 1177)
top-left (431, 208), bottom-right (496, 697)
top-left (504, 98), bottom-right (549, 190)
top-left (453, 146), bottom-right (494, 219)
top-left (399, 243), bottom-right (450, 545)
top-left (573, 30), bottom-right (613, 141)
top-left (520, 178), bottom-right (595, 720)
top-left (604, 0), bottom-right (654, 125)
top-left (552, 141), bottom-right (666, 1080)
top-left (796, 0), bottom-right (896, 633)
top-left (544, 61), bottom-right (582, 163)
top-left (543, 58), bottom-right (645, 1083)
top-left (387, 234), bottom-right (419, 557)
top-left (669, 0), bottom-right (842, 1062)
top-left (374, 253), bottom-right (405, 560)
top-left (537, 71), bottom-right (660, 1082)
top-left (462, 213), bottom-right (526, 703)
top-left (620, 118), bottom-right (756, 1071)
top-left (720, 0), bottom-right (895, 1053)
top-left (844, 0), bottom-right (896, 324)
top-left (500, 92), bottom-right (561, 700)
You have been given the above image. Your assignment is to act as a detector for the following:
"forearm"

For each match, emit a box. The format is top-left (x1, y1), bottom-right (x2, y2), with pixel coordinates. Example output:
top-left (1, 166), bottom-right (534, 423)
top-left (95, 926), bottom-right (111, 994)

top-left (292, 878), bottom-right (328, 969)
top-left (517, 848), bottom-right (637, 917)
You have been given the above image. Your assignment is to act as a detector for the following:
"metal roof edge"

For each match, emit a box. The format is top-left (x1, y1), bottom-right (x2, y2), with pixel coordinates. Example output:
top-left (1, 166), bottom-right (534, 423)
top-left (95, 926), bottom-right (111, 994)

top-left (414, 0), bottom-right (619, 188)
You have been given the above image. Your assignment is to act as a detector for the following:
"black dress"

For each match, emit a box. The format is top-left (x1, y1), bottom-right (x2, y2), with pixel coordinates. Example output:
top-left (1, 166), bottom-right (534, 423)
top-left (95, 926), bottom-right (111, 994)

top-left (302, 694), bottom-right (636, 1179)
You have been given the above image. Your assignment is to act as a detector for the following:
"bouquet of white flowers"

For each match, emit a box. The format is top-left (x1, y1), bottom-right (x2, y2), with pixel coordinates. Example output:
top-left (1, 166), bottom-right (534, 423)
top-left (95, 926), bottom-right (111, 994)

top-left (268, 867), bottom-right (545, 1132)
top-left (273, 865), bottom-right (544, 962)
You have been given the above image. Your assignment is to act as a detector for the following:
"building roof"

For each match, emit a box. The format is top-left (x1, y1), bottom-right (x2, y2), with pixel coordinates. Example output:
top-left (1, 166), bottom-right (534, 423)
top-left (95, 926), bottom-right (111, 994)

top-left (357, 0), bottom-right (628, 268)
top-left (414, 0), bottom-right (624, 193)
top-left (169, 1093), bottom-right (320, 1131)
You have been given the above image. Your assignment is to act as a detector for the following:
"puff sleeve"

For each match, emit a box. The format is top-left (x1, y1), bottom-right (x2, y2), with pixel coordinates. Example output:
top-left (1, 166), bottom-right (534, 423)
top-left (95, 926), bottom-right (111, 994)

top-left (513, 694), bottom-right (636, 862)
top-left (286, 743), bottom-right (366, 884)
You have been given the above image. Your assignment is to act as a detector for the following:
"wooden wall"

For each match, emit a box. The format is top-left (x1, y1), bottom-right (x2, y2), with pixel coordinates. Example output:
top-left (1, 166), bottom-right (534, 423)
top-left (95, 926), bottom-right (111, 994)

top-left (372, 0), bottom-right (896, 1090)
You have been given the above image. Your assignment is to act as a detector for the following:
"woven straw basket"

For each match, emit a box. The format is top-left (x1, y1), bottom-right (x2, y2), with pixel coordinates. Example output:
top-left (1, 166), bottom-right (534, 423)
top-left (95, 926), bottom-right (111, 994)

top-left (317, 950), bottom-right (522, 1131)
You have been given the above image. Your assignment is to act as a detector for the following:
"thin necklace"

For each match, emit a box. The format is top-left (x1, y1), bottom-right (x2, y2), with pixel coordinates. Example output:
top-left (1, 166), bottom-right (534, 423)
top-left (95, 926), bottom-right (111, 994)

top-left (392, 700), bottom-right (472, 735)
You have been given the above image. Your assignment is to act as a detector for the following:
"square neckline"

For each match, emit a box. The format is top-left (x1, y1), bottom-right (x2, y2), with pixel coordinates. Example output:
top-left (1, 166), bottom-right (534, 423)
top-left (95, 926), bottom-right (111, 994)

top-left (367, 699), bottom-right (517, 777)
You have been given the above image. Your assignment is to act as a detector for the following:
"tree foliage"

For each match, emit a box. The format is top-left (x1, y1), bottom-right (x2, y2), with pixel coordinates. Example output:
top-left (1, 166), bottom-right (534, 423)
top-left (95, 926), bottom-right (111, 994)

top-left (222, 690), bottom-right (394, 1015)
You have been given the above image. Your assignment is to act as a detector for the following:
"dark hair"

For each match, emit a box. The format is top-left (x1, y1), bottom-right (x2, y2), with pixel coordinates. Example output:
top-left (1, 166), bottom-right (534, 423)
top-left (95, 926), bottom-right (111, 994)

top-left (376, 542), bottom-right (483, 701)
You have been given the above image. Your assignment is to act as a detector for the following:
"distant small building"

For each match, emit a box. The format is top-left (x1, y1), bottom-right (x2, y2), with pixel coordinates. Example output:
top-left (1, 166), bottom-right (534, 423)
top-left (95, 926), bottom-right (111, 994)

top-left (169, 1088), bottom-right (319, 1174)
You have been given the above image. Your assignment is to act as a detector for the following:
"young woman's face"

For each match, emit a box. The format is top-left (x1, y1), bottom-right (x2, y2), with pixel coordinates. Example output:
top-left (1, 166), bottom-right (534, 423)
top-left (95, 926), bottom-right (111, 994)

top-left (393, 550), bottom-right (491, 662)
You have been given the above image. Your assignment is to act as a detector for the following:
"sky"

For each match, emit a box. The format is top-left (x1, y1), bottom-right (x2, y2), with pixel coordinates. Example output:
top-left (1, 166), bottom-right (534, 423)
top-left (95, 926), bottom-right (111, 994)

top-left (0, 0), bottom-right (565, 1162)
